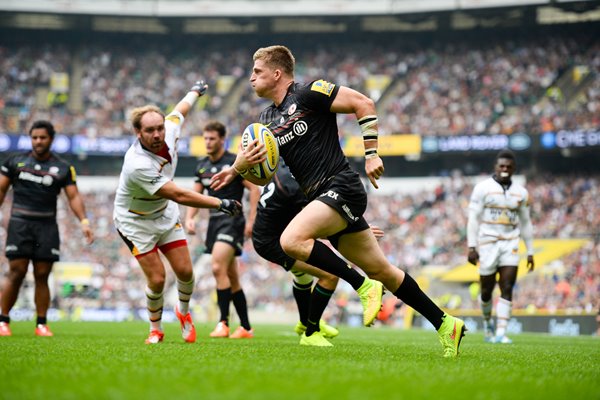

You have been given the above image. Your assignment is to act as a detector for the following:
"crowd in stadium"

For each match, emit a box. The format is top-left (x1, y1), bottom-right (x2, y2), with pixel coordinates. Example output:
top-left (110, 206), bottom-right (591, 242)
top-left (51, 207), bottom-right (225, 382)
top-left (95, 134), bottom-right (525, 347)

top-left (1, 174), bottom-right (597, 318)
top-left (1, 31), bottom-right (598, 138)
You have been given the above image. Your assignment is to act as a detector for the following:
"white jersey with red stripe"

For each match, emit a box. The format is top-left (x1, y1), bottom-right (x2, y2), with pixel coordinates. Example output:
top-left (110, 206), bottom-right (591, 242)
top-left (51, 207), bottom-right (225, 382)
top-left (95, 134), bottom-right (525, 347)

top-left (467, 176), bottom-right (532, 247)
top-left (113, 110), bottom-right (184, 228)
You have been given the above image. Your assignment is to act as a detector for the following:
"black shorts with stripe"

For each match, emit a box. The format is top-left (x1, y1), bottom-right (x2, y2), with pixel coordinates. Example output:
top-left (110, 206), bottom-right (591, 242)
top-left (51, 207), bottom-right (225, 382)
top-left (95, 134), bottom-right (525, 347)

top-left (5, 217), bottom-right (60, 261)
top-left (313, 168), bottom-right (370, 248)
top-left (205, 214), bottom-right (245, 256)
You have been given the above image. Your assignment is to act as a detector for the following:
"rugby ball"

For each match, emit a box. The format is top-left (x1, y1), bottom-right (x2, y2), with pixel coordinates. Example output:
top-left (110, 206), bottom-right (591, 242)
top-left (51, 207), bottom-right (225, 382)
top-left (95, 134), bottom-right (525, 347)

top-left (241, 123), bottom-right (279, 181)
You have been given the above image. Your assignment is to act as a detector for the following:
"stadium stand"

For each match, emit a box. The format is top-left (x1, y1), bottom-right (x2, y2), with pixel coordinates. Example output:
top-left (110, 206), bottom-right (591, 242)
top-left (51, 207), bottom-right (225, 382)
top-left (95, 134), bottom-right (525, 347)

top-left (1, 30), bottom-right (598, 138)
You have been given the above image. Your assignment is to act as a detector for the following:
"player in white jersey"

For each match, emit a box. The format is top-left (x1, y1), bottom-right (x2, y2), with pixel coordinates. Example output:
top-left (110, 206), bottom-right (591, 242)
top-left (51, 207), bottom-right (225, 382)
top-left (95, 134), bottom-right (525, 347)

top-left (113, 81), bottom-right (242, 345)
top-left (467, 149), bottom-right (535, 344)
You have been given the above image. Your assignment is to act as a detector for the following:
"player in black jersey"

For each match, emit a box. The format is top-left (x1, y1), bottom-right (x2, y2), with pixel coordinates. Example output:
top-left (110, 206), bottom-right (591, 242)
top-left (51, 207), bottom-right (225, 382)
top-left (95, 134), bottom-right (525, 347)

top-left (252, 161), bottom-right (340, 346)
top-left (185, 121), bottom-right (260, 339)
top-left (214, 45), bottom-right (466, 357)
top-left (0, 120), bottom-right (94, 337)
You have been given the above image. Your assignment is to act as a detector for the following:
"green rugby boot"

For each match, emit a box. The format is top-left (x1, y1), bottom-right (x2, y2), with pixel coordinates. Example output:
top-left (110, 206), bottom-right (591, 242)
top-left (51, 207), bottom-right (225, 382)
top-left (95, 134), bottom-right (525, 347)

top-left (294, 320), bottom-right (339, 339)
top-left (438, 314), bottom-right (466, 358)
top-left (299, 331), bottom-right (333, 347)
top-left (357, 278), bottom-right (384, 326)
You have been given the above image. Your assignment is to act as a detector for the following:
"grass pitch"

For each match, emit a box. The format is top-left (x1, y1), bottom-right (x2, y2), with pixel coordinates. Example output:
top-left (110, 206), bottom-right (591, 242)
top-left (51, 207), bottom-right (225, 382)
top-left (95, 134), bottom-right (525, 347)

top-left (0, 321), bottom-right (598, 400)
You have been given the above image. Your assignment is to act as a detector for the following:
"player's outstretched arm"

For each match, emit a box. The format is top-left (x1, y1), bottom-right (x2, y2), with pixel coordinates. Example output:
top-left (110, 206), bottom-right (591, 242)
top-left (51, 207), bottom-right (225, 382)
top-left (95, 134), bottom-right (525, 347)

top-left (175, 80), bottom-right (208, 118)
top-left (184, 182), bottom-right (204, 234)
top-left (156, 181), bottom-right (242, 216)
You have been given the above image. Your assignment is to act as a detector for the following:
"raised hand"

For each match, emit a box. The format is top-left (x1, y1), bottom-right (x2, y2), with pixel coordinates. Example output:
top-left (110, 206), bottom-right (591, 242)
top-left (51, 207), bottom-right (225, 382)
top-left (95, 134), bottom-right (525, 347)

top-left (190, 80), bottom-right (208, 96)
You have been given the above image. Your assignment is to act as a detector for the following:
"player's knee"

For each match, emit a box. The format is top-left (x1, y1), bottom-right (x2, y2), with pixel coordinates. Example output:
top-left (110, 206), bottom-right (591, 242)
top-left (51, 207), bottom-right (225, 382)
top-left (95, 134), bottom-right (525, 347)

top-left (279, 233), bottom-right (305, 260)
top-left (7, 268), bottom-right (27, 283)
top-left (211, 262), bottom-right (228, 277)
top-left (147, 274), bottom-right (166, 290)
top-left (33, 270), bottom-right (51, 282)
top-left (480, 288), bottom-right (493, 302)
top-left (499, 284), bottom-right (514, 300)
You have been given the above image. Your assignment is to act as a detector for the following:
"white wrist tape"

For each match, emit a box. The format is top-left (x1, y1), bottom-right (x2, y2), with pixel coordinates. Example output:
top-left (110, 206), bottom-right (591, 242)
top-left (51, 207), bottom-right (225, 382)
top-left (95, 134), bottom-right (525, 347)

top-left (365, 148), bottom-right (378, 159)
top-left (182, 91), bottom-right (199, 107)
top-left (359, 115), bottom-right (378, 141)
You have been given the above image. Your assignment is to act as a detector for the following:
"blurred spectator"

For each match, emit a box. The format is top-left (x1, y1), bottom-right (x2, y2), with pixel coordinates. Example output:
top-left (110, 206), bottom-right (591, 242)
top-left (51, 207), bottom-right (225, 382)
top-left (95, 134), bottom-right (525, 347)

top-left (1, 32), bottom-right (598, 138)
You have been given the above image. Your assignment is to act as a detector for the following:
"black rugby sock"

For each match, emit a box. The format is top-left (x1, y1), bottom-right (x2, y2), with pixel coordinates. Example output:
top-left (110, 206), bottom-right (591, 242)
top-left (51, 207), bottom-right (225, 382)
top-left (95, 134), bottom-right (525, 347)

top-left (306, 241), bottom-right (365, 290)
top-left (216, 288), bottom-right (232, 324)
top-left (305, 284), bottom-right (335, 336)
top-left (232, 290), bottom-right (251, 330)
top-left (0, 315), bottom-right (9, 323)
top-left (36, 316), bottom-right (47, 325)
top-left (393, 273), bottom-right (444, 330)
top-left (293, 280), bottom-right (313, 325)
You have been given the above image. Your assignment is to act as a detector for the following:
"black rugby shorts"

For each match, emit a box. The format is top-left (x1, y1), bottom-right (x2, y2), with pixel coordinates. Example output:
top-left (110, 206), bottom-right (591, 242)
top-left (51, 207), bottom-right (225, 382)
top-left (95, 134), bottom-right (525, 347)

top-left (314, 168), bottom-right (370, 242)
top-left (205, 214), bottom-right (245, 256)
top-left (252, 213), bottom-right (296, 271)
top-left (5, 217), bottom-right (60, 262)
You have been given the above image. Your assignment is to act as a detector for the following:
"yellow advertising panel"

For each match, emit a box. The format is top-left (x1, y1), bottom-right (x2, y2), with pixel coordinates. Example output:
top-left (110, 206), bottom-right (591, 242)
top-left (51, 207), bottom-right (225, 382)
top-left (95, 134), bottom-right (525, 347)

top-left (53, 262), bottom-right (94, 282)
top-left (189, 136), bottom-right (242, 157)
top-left (342, 135), bottom-right (421, 157)
top-left (192, 134), bottom-right (421, 158)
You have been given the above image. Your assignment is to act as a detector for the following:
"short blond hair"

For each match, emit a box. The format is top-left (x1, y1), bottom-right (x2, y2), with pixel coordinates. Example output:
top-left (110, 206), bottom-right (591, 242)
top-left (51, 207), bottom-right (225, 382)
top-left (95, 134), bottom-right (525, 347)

top-left (253, 45), bottom-right (295, 77)
top-left (130, 105), bottom-right (164, 131)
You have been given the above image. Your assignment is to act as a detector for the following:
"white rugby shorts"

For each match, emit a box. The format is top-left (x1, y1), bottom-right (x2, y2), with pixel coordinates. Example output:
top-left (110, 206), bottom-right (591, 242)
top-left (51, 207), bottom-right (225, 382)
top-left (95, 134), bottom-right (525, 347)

top-left (115, 216), bottom-right (186, 255)
top-left (478, 237), bottom-right (520, 276)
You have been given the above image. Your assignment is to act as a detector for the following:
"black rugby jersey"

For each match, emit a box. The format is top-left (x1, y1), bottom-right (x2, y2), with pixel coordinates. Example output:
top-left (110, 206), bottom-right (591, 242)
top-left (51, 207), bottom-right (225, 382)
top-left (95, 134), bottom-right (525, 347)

top-left (256, 161), bottom-right (307, 223)
top-left (1, 152), bottom-right (77, 219)
top-left (194, 151), bottom-right (245, 202)
top-left (258, 80), bottom-right (349, 199)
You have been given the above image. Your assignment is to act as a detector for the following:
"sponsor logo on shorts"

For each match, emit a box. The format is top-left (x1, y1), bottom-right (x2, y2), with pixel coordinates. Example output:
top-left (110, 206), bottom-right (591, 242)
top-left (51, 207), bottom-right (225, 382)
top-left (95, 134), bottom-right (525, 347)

top-left (342, 204), bottom-right (359, 221)
top-left (51, 248), bottom-right (60, 256)
top-left (320, 190), bottom-right (339, 200)
top-left (5, 245), bottom-right (18, 252)
top-left (217, 233), bottom-right (234, 243)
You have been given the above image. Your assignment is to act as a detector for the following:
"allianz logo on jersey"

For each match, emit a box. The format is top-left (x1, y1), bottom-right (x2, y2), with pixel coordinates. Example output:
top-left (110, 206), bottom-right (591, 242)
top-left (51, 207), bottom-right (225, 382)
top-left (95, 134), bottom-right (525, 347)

top-left (18, 171), bottom-right (53, 186)
top-left (275, 120), bottom-right (308, 147)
